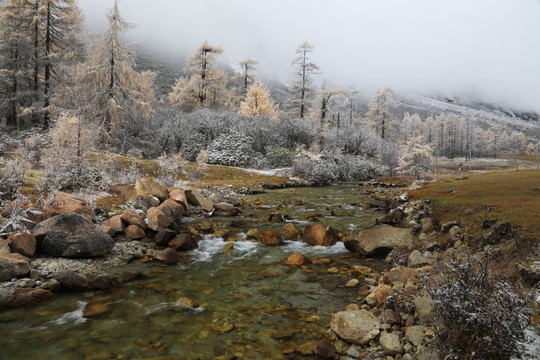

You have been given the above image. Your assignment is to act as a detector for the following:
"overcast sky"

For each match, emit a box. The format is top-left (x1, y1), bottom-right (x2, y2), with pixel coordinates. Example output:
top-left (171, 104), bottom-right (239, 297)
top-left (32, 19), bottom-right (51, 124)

top-left (78, 0), bottom-right (540, 111)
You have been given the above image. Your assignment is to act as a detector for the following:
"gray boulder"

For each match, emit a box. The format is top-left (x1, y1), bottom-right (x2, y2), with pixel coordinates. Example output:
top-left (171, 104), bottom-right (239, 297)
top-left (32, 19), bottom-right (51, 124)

top-left (330, 310), bottom-right (381, 345)
top-left (33, 213), bottom-right (114, 258)
top-left (348, 225), bottom-right (414, 257)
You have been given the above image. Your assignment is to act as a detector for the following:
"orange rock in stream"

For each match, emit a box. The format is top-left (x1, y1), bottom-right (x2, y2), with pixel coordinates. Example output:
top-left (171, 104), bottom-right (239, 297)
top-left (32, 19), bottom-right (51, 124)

top-left (281, 253), bottom-right (312, 266)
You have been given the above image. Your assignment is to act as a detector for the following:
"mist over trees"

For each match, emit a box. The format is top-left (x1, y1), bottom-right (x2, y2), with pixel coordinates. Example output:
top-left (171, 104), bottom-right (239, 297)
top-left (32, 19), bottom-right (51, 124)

top-left (1, 0), bottom-right (538, 185)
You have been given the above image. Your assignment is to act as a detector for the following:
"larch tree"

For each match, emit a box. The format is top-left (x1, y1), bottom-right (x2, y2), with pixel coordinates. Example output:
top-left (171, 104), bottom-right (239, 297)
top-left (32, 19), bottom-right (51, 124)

top-left (365, 87), bottom-right (395, 140)
top-left (85, 0), bottom-right (156, 137)
top-left (236, 59), bottom-right (258, 97)
top-left (169, 41), bottom-right (229, 111)
top-left (315, 86), bottom-right (344, 128)
top-left (287, 41), bottom-right (320, 120)
top-left (239, 81), bottom-right (277, 122)
top-left (396, 136), bottom-right (434, 179)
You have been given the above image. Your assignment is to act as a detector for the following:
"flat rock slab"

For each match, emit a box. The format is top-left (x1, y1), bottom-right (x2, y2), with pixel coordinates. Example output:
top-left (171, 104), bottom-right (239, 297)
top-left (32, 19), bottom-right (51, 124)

top-left (330, 310), bottom-right (381, 345)
top-left (33, 212), bottom-right (114, 258)
top-left (349, 224), bottom-right (414, 257)
top-left (0, 288), bottom-right (55, 309)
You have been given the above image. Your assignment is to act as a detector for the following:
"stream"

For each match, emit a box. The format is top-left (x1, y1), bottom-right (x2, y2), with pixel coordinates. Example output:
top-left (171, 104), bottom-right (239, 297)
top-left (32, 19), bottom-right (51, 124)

top-left (0, 185), bottom-right (390, 360)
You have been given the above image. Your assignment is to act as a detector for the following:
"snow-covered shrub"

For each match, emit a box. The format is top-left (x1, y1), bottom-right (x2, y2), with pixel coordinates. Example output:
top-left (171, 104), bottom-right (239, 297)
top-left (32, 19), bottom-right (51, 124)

top-left (0, 192), bottom-right (41, 236)
top-left (196, 150), bottom-right (208, 164)
top-left (425, 251), bottom-right (533, 359)
top-left (0, 153), bottom-right (27, 201)
top-left (207, 133), bottom-right (254, 167)
top-left (181, 133), bottom-right (208, 162)
top-left (157, 153), bottom-right (184, 186)
top-left (338, 156), bottom-right (389, 181)
top-left (265, 147), bottom-right (295, 168)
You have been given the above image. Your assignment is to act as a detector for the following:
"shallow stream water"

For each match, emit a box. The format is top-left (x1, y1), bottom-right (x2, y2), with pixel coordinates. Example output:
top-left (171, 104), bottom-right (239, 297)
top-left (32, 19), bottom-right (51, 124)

top-left (0, 185), bottom-right (389, 360)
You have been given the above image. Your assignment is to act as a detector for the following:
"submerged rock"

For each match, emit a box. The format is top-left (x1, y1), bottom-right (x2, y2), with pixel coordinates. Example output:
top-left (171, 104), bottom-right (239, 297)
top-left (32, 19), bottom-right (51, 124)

top-left (281, 253), bottom-right (311, 266)
top-left (156, 247), bottom-right (182, 264)
top-left (258, 231), bottom-right (283, 246)
top-left (169, 233), bottom-right (198, 251)
top-left (281, 223), bottom-right (300, 241)
top-left (302, 223), bottom-right (339, 246)
top-left (0, 288), bottom-right (54, 309)
top-left (33, 213), bottom-right (114, 258)
top-left (51, 270), bottom-right (90, 291)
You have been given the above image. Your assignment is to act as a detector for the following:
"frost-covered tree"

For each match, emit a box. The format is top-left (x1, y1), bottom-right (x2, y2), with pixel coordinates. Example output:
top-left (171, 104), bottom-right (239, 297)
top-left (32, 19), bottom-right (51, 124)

top-left (235, 59), bottom-right (258, 97)
top-left (239, 82), bottom-right (277, 122)
top-left (287, 41), bottom-right (320, 119)
top-left (396, 136), bottom-right (434, 179)
top-left (314, 86), bottom-right (344, 128)
top-left (0, 0), bottom-right (83, 128)
top-left (85, 0), bottom-right (155, 137)
top-left (365, 87), bottom-right (395, 140)
top-left (169, 41), bottom-right (229, 111)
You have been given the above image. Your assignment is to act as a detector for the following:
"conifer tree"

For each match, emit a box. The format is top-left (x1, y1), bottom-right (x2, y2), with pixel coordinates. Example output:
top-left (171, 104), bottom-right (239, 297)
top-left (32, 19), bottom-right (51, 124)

top-left (239, 82), bottom-right (277, 122)
top-left (365, 87), bottom-right (395, 140)
top-left (169, 41), bottom-right (229, 111)
top-left (236, 59), bottom-right (258, 97)
top-left (287, 41), bottom-right (320, 119)
top-left (85, 0), bottom-right (156, 136)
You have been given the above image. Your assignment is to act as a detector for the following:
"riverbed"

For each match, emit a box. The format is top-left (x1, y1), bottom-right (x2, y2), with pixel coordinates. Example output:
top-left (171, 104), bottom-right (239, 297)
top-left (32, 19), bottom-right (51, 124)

top-left (0, 185), bottom-right (389, 360)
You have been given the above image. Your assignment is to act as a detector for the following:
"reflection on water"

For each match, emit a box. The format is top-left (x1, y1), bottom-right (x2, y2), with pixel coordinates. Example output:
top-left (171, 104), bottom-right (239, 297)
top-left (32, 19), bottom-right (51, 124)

top-left (0, 185), bottom-right (387, 360)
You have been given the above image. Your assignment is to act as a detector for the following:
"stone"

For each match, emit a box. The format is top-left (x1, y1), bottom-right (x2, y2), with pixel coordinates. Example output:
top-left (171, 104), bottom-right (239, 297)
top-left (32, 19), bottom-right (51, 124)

top-left (330, 310), bottom-right (381, 345)
top-left (380, 331), bottom-right (403, 354)
top-left (146, 207), bottom-right (168, 231)
top-left (449, 225), bottom-right (461, 237)
top-left (405, 326), bottom-right (425, 347)
top-left (176, 296), bottom-right (199, 308)
top-left (135, 177), bottom-right (168, 201)
top-left (0, 238), bottom-right (10, 254)
top-left (154, 229), bottom-right (177, 247)
top-left (158, 199), bottom-right (185, 224)
top-left (185, 188), bottom-right (205, 207)
top-left (281, 253), bottom-right (311, 266)
top-left (155, 247), bottom-right (181, 264)
top-left (84, 303), bottom-right (111, 318)
top-left (123, 224), bottom-right (145, 239)
top-left (414, 296), bottom-right (433, 325)
top-left (246, 229), bottom-right (259, 239)
top-left (281, 223), bottom-right (300, 241)
top-left (379, 309), bottom-right (401, 326)
top-left (29, 269), bottom-right (41, 280)
top-left (348, 225), bottom-right (414, 257)
top-left (302, 223), bottom-right (339, 246)
top-left (258, 231), bottom-right (283, 246)
top-left (214, 202), bottom-right (234, 211)
top-left (169, 233), bottom-right (198, 251)
top-left (17, 278), bottom-right (35, 288)
top-left (407, 250), bottom-right (433, 268)
top-left (0, 288), bottom-right (54, 309)
top-left (42, 191), bottom-right (93, 220)
top-left (33, 213), bottom-right (114, 258)
top-left (419, 217), bottom-right (436, 234)
top-left (7, 232), bottom-right (36, 257)
top-left (345, 279), bottom-right (360, 288)
top-left (101, 215), bottom-right (125, 234)
top-left (375, 284), bottom-right (394, 304)
top-left (383, 266), bottom-right (419, 286)
top-left (44, 279), bottom-right (61, 291)
top-left (169, 188), bottom-right (189, 209)
top-left (121, 209), bottom-right (147, 229)
top-left (295, 342), bottom-right (317, 356)
top-left (92, 274), bottom-right (120, 290)
top-left (345, 303), bottom-right (361, 311)
top-left (440, 221), bottom-right (459, 233)
top-left (99, 224), bottom-right (116, 238)
top-left (51, 270), bottom-right (90, 291)
top-left (127, 195), bottom-right (160, 212)
top-left (313, 339), bottom-right (335, 359)
top-left (0, 253), bottom-right (31, 281)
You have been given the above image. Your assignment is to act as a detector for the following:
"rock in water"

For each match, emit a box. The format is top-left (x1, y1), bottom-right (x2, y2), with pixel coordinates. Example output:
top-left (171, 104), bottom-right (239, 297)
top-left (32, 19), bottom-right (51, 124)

top-left (281, 253), bottom-right (311, 266)
top-left (281, 223), bottom-right (300, 241)
top-left (348, 225), bottom-right (414, 257)
top-left (33, 213), bottom-right (114, 258)
top-left (302, 223), bottom-right (339, 246)
top-left (156, 247), bottom-right (181, 264)
top-left (0, 288), bottom-right (54, 309)
top-left (0, 253), bottom-right (31, 281)
top-left (51, 270), bottom-right (90, 290)
top-left (330, 310), bottom-right (381, 345)
top-left (169, 233), bottom-right (198, 251)
top-left (258, 231), bottom-right (283, 246)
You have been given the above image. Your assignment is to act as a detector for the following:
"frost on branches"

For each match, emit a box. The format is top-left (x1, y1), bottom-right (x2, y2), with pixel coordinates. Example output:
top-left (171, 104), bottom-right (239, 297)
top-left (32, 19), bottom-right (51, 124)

top-left (396, 136), bottom-right (434, 179)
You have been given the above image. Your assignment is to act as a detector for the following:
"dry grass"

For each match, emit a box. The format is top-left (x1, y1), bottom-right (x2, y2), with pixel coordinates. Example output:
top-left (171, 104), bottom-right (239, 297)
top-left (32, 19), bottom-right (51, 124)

top-left (410, 169), bottom-right (540, 239)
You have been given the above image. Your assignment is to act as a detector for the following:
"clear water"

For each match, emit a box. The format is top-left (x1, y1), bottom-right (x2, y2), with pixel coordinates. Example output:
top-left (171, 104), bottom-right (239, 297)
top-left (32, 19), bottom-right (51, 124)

top-left (0, 185), bottom-right (387, 360)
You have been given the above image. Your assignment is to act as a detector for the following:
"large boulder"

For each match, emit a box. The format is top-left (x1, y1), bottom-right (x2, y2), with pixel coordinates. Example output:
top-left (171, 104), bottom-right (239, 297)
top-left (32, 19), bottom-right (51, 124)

top-left (0, 288), bottom-right (55, 309)
top-left (33, 213), bottom-right (115, 258)
top-left (135, 177), bottom-right (168, 201)
top-left (158, 199), bottom-right (185, 224)
top-left (7, 232), bottom-right (36, 257)
top-left (169, 188), bottom-right (189, 209)
top-left (0, 238), bottom-right (10, 254)
top-left (127, 195), bottom-right (160, 212)
top-left (258, 231), bottom-right (283, 246)
top-left (330, 310), bottom-right (381, 345)
top-left (124, 225), bottom-right (145, 240)
top-left (146, 207), bottom-right (168, 231)
top-left (120, 209), bottom-right (146, 230)
top-left (0, 253), bottom-right (31, 281)
top-left (185, 188), bottom-right (205, 207)
top-left (100, 215), bottom-right (124, 235)
top-left (383, 266), bottom-right (419, 285)
top-left (348, 225), bottom-right (414, 257)
top-left (168, 233), bottom-right (198, 252)
top-left (302, 223), bottom-right (339, 246)
top-left (42, 191), bottom-right (94, 220)
top-left (281, 223), bottom-right (300, 241)
top-left (155, 247), bottom-right (182, 264)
